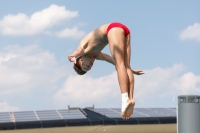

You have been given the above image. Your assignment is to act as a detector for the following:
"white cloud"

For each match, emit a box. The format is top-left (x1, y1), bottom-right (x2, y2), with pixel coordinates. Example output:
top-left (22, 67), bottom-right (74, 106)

top-left (134, 64), bottom-right (199, 106)
top-left (56, 27), bottom-right (86, 39)
top-left (179, 23), bottom-right (200, 42)
top-left (0, 4), bottom-right (78, 36)
top-left (134, 64), bottom-right (186, 98)
top-left (0, 101), bottom-right (19, 112)
top-left (54, 63), bottom-right (200, 108)
top-left (0, 44), bottom-right (67, 97)
top-left (173, 72), bottom-right (200, 94)
top-left (54, 72), bottom-right (121, 108)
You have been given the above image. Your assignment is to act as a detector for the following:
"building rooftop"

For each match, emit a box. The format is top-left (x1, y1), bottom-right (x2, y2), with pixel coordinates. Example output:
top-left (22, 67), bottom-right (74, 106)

top-left (0, 107), bottom-right (177, 130)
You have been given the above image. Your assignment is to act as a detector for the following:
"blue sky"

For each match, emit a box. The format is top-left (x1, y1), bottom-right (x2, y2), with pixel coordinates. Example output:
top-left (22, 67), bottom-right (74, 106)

top-left (0, 0), bottom-right (199, 111)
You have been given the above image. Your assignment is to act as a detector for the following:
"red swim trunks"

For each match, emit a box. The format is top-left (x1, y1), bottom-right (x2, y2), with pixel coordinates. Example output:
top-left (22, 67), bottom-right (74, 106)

top-left (106, 22), bottom-right (130, 36)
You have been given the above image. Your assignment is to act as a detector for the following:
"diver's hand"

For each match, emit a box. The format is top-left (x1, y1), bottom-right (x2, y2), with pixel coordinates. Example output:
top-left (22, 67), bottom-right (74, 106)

top-left (132, 70), bottom-right (145, 75)
top-left (68, 55), bottom-right (77, 64)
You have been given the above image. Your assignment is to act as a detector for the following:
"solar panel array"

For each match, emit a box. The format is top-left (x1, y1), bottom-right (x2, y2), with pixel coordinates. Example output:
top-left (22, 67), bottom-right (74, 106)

top-left (0, 112), bottom-right (12, 123)
top-left (36, 110), bottom-right (61, 121)
top-left (89, 108), bottom-right (177, 118)
top-left (0, 108), bottom-right (176, 122)
top-left (58, 109), bottom-right (86, 119)
top-left (1, 109), bottom-right (87, 122)
top-left (14, 111), bottom-right (38, 122)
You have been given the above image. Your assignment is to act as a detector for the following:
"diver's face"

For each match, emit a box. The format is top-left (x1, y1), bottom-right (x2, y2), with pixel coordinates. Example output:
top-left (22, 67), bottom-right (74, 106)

top-left (79, 55), bottom-right (95, 72)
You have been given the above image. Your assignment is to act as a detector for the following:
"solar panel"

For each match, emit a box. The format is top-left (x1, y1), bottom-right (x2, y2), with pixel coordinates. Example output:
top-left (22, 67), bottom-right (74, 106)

top-left (58, 109), bottom-right (86, 119)
top-left (36, 110), bottom-right (61, 121)
top-left (0, 112), bottom-right (12, 123)
top-left (150, 108), bottom-right (177, 117)
top-left (14, 111), bottom-right (38, 122)
top-left (135, 108), bottom-right (175, 117)
top-left (168, 108), bottom-right (177, 112)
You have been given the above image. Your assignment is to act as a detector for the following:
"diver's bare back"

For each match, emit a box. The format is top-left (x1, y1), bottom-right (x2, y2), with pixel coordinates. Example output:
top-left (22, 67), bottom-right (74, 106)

top-left (81, 24), bottom-right (110, 56)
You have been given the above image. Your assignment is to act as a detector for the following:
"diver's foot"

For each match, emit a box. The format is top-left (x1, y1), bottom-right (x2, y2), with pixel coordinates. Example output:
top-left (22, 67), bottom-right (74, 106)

top-left (121, 99), bottom-right (132, 120)
top-left (126, 99), bottom-right (135, 119)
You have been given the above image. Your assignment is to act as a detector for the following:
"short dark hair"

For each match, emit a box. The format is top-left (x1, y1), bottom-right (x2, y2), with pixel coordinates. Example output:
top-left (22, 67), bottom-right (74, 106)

top-left (73, 56), bottom-right (87, 75)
